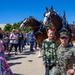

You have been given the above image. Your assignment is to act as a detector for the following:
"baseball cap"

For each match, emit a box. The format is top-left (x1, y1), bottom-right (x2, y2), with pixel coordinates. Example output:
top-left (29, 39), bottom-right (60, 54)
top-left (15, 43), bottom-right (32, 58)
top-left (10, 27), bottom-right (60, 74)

top-left (59, 28), bottom-right (70, 38)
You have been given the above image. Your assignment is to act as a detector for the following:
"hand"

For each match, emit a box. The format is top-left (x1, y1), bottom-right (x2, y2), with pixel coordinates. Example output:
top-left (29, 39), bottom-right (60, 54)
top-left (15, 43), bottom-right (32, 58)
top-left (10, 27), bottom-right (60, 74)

top-left (56, 64), bottom-right (59, 68)
top-left (41, 50), bottom-right (44, 55)
top-left (43, 64), bottom-right (46, 67)
top-left (66, 69), bottom-right (74, 74)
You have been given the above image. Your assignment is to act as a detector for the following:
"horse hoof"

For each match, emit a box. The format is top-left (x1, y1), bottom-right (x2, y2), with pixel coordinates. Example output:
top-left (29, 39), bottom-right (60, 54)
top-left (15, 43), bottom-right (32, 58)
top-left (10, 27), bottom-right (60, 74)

top-left (37, 55), bottom-right (42, 58)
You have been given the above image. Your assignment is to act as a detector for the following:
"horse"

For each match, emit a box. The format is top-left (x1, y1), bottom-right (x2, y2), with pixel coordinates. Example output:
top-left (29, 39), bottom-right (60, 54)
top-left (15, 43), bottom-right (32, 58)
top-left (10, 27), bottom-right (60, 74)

top-left (43, 6), bottom-right (63, 45)
top-left (43, 6), bottom-right (62, 31)
top-left (43, 6), bottom-right (74, 44)
top-left (20, 16), bottom-right (48, 57)
top-left (20, 16), bottom-right (47, 46)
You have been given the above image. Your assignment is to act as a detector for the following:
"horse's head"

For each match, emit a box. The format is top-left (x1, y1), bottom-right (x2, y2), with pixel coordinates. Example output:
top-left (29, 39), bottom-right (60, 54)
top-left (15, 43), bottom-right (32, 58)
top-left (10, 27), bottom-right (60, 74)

top-left (20, 16), bottom-right (41, 31)
top-left (20, 18), bottom-right (27, 30)
top-left (43, 6), bottom-right (55, 25)
top-left (43, 6), bottom-right (62, 31)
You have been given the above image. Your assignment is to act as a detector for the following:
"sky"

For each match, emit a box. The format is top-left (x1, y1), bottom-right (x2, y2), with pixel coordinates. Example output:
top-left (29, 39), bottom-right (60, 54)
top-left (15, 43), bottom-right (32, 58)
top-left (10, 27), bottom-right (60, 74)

top-left (0, 0), bottom-right (75, 25)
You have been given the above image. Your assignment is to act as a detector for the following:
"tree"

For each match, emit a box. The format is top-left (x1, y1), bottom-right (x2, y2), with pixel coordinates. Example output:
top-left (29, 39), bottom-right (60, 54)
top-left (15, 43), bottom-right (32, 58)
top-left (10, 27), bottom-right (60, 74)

top-left (4, 24), bottom-right (12, 32)
top-left (3, 21), bottom-right (32, 33)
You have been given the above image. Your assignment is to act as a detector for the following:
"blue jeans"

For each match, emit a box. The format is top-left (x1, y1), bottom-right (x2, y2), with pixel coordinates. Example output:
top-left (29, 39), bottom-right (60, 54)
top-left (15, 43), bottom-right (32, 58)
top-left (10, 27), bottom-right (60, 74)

top-left (30, 41), bottom-right (34, 51)
top-left (21, 40), bottom-right (24, 50)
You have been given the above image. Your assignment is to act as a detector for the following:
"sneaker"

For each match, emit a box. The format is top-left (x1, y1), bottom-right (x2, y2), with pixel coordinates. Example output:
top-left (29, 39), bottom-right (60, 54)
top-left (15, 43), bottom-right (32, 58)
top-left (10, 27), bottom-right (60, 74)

top-left (30, 50), bottom-right (34, 52)
top-left (19, 51), bottom-right (22, 53)
top-left (15, 52), bottom-right (18, 55)
top-left (8, 53), bottom-right (11, 57)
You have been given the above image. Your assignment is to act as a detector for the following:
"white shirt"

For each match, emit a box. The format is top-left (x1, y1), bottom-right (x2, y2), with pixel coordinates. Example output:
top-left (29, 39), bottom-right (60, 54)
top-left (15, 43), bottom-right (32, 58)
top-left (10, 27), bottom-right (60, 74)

top-left (9, 33), bottom-right (18, 44)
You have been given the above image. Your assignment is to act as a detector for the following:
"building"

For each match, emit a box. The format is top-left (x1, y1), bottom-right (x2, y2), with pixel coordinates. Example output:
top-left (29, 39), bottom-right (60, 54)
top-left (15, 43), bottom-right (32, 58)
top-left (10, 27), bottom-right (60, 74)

top-left (0, 24), bottom-right (6, 30)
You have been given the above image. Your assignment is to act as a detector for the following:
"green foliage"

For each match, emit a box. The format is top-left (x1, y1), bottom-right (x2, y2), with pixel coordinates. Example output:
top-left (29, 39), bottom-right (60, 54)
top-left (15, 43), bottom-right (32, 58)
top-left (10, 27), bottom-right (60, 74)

top-left (24, 27), bottom-right (32, 33)
top-left (12, 22), bottom-right (21, 29)
top-left (3, 21), bottom-right (32, 33)
top-left (4, 24), bottom-right (12, 32)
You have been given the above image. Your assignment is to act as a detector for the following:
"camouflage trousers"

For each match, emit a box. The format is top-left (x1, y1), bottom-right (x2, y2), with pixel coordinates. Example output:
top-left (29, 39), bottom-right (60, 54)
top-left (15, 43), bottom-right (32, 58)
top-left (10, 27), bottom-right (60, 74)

top-left (49, 66), bottom-right (61, 75)
top-left (49, 66), bottom-right (72, 75)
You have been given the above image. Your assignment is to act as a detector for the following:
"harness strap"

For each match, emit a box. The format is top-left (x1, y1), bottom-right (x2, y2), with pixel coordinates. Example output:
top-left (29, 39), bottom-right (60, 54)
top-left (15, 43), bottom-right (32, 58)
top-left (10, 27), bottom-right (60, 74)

top-left (35, 24), bottom-right (45, 34)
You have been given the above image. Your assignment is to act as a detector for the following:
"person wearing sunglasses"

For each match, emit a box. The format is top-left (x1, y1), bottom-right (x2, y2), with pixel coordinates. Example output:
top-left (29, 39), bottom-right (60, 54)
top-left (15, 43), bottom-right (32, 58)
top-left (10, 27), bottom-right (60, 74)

top-left (57, 28), bottom-right (75, 75)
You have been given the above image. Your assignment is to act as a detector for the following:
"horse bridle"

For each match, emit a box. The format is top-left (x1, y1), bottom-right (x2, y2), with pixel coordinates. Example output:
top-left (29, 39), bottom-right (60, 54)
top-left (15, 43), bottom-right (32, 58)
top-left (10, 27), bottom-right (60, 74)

top-left (44, 10), bottom-right (56, 21)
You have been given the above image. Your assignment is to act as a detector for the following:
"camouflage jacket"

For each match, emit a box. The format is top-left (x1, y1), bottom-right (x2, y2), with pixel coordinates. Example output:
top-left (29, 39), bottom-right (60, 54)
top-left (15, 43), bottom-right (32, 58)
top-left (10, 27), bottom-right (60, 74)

top-left (42, 39), bottom-right (58, 66)
top-left (57, 44), bottom-right (75, 75)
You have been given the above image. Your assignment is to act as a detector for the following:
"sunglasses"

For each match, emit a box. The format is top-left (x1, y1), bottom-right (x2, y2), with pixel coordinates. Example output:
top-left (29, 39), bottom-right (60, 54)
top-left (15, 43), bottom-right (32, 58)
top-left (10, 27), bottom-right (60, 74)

top-left (60, 37), bottom-right (68, 39)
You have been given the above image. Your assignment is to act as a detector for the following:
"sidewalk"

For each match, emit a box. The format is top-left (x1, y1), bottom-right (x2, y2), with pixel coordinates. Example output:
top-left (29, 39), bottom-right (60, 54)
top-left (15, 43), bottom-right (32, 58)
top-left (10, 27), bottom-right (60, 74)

top-left (6, 45), bottom-right (45, 75)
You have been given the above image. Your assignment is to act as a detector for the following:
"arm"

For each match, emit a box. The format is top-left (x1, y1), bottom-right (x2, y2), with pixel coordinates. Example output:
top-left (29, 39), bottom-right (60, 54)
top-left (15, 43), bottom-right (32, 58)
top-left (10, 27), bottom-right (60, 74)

top-left (66, 51), bottom-right (75, 74)
top-left (41, 41), bottom-right (47, 66)
top-left (9, 34), bottom-right (15, 40)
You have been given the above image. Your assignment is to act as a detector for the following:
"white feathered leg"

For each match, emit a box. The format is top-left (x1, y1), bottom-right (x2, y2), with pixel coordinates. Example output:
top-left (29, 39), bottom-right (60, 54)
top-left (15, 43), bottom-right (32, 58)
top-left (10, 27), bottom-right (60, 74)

top-left (37, 48), bottom-right (42, 58)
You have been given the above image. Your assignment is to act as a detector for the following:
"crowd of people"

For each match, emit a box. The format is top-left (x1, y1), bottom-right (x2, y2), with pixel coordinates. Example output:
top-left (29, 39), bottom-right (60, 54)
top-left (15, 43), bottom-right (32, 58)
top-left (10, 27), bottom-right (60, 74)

top-left (0, 27), bottom-right (37, 75)
top-left (1, 28), bottom-right (37, 54)
top-left (0, 26), bottom-right (75, 75)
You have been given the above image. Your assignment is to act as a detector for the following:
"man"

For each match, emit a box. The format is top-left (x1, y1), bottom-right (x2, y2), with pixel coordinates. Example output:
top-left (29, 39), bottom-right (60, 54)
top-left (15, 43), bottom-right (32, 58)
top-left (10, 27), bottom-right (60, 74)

top-left (41, 27), bottom-right (58, 75)
top-left (29, 32), bottom-right (35, 52)
top-left (57, 28), bottom-right (75, 75)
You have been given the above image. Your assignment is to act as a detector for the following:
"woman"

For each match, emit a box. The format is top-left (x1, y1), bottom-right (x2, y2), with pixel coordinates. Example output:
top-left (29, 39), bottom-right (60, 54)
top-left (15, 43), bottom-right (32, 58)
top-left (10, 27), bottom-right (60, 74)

top-left (0, 30), bottom-right (13, 75)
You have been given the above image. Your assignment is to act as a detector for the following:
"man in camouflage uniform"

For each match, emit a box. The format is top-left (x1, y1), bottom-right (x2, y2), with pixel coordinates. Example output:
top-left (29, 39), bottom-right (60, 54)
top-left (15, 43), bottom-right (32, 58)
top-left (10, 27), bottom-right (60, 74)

top-left (41, 27), bottom-right (58, 75)
top-left (57, 28), bottom-right (75, 75)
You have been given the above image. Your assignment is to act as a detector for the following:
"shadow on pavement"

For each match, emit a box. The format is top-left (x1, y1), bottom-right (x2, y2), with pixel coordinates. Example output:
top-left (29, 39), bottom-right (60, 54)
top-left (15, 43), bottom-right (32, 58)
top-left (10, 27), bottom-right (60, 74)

top-left (8, 62), bottom-right (22, 67)
top-left (22, 50), bottom-right (36, 55)
top-left (6, 56), bottom-right (26, 61)
top-left (13, 73), bottom-right (24, 75)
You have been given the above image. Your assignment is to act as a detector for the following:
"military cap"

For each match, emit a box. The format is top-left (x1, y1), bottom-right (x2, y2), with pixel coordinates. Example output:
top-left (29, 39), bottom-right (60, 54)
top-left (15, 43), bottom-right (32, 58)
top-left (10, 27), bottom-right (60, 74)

top-left (59, 28), bottom-right (70, 38)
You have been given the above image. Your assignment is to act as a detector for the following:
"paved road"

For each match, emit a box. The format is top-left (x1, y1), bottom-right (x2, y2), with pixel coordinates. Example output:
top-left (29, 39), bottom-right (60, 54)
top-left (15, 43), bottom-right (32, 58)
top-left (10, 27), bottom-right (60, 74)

top-left (6, 45), bottom-right (45, 75)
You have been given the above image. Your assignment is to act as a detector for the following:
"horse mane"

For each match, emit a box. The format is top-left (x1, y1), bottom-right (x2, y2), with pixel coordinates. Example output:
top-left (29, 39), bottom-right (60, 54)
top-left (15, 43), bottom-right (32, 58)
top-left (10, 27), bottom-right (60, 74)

top-left (28, 16), bottom-right (42, 25)
top-left (29, 16), bottom-right (35, 19)
top-left (53, 12), bottom-right (62, 21)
